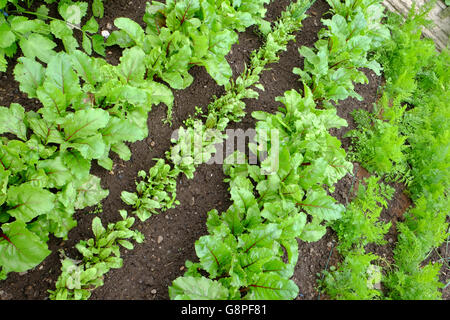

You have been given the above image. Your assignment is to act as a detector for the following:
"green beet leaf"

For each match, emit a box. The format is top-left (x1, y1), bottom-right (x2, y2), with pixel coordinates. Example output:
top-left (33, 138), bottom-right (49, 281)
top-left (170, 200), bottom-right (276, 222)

top-left (169, 276), bottom-right (229, 300)
top-left (13, 57), bottom-right (45, 99)
top-left (0, 220), bottom-right (51, 274)
top-left (0, 166), bottom-right (9, 206)
top-left (118, 46), bottom-right (146, 84)
top-left (74, 175), bottom-right (108, 210)
top-left (244, 273), bottom-right (299, 300)
top-left (61, 108), bottom-right (109, 159)
top-left (19, 33), bottom-right (56, 64)
top-left (7, 184), bottom-right (55, 223)
top-left (36, 156), bottom-right (73, 188)
top-left (298, 189), bottom-right (345, 221)
top-left (114, 18), bottom-right (145, 47)
top-left (195, 235), bottom-right (233, 278)
top-left (0, 103), bottom-right (27, 140)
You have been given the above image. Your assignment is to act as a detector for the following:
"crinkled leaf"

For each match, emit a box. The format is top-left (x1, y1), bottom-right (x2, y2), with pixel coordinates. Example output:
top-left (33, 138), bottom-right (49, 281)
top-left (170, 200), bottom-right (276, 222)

top-left (245, 273), bottom-right (299, 300)
top-left (37, 156), bottom-right (72, 188)
top-left (7, 184), bottom-right (55, 223)
top-left (195, 235), bottom-right (232, 278)
top-left (169, 276), bottom-right (229, 300)
top-left (19, 33), bottom-right (56, 63)
top-left (114, 17), bottom-right (145, 46)
top-left (0, 23), bottom-right (15, 48)
top-left (0, 220), bottom-right (51, 273)
top-left (13, 57), bottom-right (45, 98)
top-left (0, 103), bottom-right (27, 140)
top-left (74, 175), bottom-right (108, 209)
top-left (299, 189), bottom-right (345, 221)
top-left (118, 47), bottom-right (146, 84)
top-left (58, 2), bottom-right (88, 26)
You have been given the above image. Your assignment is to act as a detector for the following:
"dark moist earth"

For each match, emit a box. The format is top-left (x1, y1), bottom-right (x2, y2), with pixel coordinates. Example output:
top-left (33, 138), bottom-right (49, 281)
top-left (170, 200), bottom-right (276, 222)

top-left (0, 0), bottom-right (448, 300)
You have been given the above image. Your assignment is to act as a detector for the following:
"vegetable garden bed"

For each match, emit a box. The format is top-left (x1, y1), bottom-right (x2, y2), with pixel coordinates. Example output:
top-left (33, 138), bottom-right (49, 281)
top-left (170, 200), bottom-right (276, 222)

top-left (0, 0), bottom-right (448, 300)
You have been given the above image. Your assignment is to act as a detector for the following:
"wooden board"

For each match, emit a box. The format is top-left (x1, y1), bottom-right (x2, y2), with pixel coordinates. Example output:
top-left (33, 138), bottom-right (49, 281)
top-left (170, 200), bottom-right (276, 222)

top-left (383, 0), bottom-right (450, 50)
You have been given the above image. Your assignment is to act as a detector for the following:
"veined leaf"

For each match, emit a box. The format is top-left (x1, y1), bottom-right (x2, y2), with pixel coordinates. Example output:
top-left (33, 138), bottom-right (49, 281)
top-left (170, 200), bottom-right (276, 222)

top-left (298, 189), bottom-right (345, 221)
top-left (61, 108), bottom-right (109, 159)
top-left (37, 156), bottom-right (73, 188)
top-left (70, 50), bottom-right (99, 87)
top-left (74, 175), bottom-right (108, 209)
top-left (114, 17), bottom-right (145, 46)
top-left (44, 52), bottom-right (82, 106)
top-left (244, 273), bottom-right (299, 300)
top-left (0, 220), bottom-right (51, 274)
top-left (7, 184), bottom-right (55, 223)
top-left (0, 166), bottom-right (9, 206)
top-left (19, 33), bottom-right (56, 63)
top-left (0, 103), bottom-right (27, 140)
top-left (58, 1), bottom-right (88, 26)
top-left (169, 276), bottom-right (229, 300)
top-left (299, 220), bottom-right (327, 242)
top-left (118, 47), bottom-right (146, 84)
top-left (238, 223), bottom-right (282, 253)
top-left (195, 235), bottom-right (232, 278)
top-left (0, 23), bottom-right (15, 48)
top-left (13, 57), bottom-right (45, 98)
top-left (61, 150), bottom-right (91, 181)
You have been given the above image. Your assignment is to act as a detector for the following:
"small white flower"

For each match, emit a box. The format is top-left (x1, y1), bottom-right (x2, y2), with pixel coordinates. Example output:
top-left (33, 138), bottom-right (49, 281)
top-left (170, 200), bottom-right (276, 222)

top-left (101, 30), bottom-right (110, 39)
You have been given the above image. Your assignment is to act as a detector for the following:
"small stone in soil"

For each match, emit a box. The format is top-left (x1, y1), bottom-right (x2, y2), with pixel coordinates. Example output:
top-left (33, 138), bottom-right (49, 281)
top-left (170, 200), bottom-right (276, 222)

top-left (157, 236), bottom-right (163, 244)
top-left (151, 289), bottom-right (157, 294)
top-left (24, 285), bottom-right (33, 296)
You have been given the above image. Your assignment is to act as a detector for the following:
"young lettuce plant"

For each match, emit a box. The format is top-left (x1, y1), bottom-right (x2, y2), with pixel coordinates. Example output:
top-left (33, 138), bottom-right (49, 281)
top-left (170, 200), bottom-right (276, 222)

top-left (49, 210), bottom-right (144, 300)
top-left (121, 159), bottom-right (181, 222)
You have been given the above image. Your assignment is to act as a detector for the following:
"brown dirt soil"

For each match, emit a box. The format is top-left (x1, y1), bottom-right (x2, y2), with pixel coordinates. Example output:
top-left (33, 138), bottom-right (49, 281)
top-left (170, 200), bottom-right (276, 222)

top-left (0, 0), bottom-right (448, 301)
